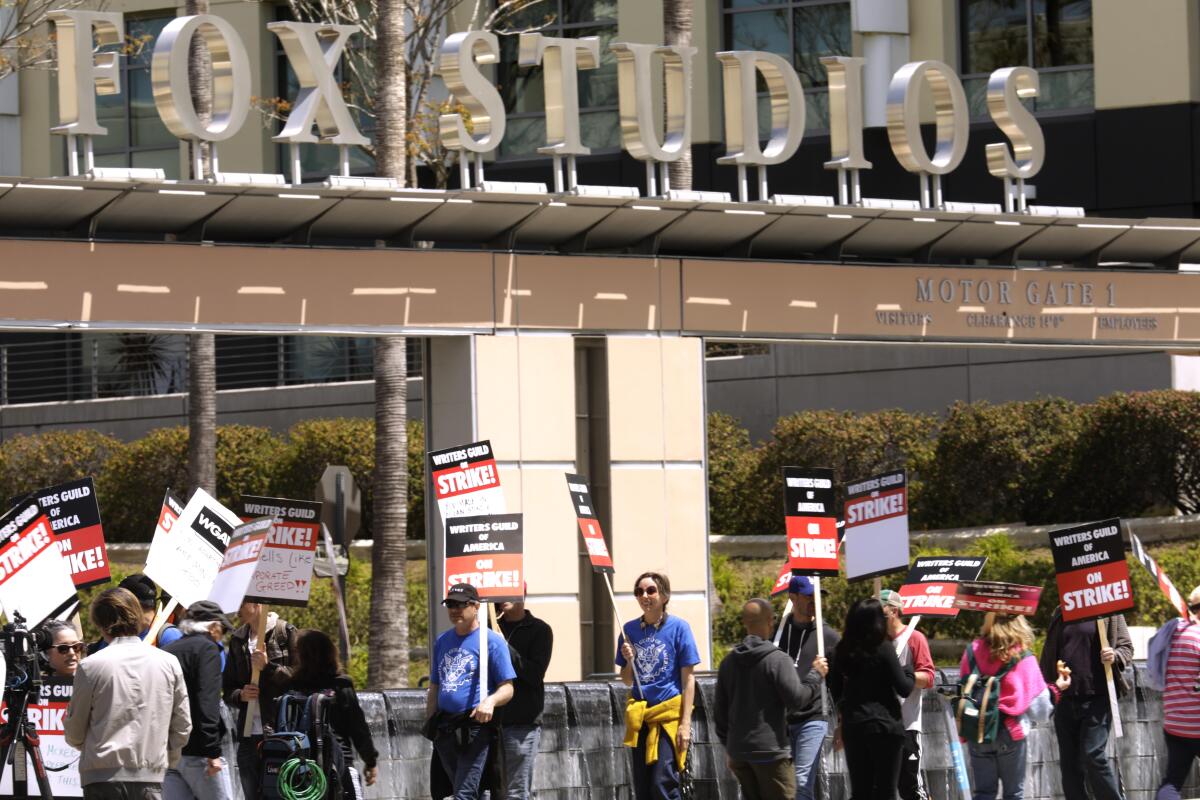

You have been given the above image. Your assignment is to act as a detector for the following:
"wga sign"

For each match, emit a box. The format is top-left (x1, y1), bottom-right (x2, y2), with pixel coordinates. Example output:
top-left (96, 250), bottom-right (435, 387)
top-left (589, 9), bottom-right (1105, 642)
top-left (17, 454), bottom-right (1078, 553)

top-left (49, 11), bottom-right (1043, 210)
top-left (191, 508), bottom-right (233, 553)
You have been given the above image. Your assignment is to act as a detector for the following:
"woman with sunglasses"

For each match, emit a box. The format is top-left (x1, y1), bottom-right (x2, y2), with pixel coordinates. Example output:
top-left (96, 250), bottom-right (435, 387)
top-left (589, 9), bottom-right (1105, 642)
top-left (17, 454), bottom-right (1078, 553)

top-left (39, 619), bottom-right (85, 679)
top-left (616, 571), bottom-right (700, 800)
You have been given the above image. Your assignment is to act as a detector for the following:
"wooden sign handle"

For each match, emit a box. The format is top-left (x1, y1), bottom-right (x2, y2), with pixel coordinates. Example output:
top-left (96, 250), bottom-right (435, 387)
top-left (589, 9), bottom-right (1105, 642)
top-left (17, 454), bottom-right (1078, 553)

top-left (242, 606), bottom-right (270, 738)
top-left (1096, 619), bottom-right (1123, 739)
top-left (144, 598), bottom-right (178, 646)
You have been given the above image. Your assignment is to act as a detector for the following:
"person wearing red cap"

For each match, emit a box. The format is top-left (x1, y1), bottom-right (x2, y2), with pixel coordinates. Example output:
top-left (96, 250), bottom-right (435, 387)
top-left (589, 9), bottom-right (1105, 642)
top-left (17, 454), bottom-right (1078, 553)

top-left (497, 584), bottom-right (554, 800)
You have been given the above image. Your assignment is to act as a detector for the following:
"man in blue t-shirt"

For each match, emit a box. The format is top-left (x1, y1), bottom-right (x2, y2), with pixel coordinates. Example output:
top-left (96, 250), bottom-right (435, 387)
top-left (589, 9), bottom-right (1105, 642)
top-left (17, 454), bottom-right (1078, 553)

top-left (427, 583), bottom-right (516, 800)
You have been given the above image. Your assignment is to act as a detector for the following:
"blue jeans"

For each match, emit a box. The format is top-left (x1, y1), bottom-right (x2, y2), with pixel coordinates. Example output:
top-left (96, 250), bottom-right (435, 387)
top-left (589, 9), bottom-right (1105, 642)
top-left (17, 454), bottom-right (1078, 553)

top-left (435, 723), bottom-right (494, 800)
top-left (163, 756), bottom-right (234, 800)
top-left (1054, 695), bottom-right (1124, 800)
top-left (968, 726), bottom-right (1027, 800)
top-left (788, 720), bottom-right (827, 800)
top-left (502, 724), bottom-right (542, 800)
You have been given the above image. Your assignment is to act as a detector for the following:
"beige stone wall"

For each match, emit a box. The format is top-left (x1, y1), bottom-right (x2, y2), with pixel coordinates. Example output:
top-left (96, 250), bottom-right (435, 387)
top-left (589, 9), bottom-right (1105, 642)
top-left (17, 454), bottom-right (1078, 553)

top-left (1094, 0), bottom-right (1200, 109)
top-left (606, 334), bottom-right (711, 670)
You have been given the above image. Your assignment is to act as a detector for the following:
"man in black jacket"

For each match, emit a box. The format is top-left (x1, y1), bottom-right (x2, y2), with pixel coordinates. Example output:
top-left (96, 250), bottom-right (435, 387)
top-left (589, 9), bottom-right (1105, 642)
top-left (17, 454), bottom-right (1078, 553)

top-left (497, 592), bottom-right (554, 800)
top-left (163, 600), bottom-right (235, 800)
top-left (716, 598), bottom-right (828, 800)
top-left (223, 601), bottom-right (297, 800)
top-left (779, 576), bottom-right (839, 800)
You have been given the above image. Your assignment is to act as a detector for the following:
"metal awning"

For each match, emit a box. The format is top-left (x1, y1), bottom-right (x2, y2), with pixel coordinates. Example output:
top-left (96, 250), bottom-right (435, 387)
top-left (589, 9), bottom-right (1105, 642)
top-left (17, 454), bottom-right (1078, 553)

top-left (2, 176), bottom-right (1198, 268)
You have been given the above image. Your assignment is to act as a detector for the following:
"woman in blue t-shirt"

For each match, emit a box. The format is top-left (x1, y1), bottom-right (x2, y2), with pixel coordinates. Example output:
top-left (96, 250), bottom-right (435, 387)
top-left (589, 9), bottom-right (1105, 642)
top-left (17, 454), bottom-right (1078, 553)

top-left (615, 571), bottom-right (701, 800)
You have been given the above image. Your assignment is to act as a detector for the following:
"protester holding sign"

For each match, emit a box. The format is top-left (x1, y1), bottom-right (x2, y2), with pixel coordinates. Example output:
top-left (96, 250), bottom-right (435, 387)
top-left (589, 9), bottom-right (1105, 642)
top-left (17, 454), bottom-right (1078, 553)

top-left (829, 598), bottom-right (915, 800)
top-left (778, 576), bottom-right (840, 800)
top-left (1038, 609), bottom-right (1132, 800)
top-left (65, 588), bottom-right (192, 797)
top-left (224, 602), bottom-right (297, 800)
top-left (616, 572), bottom-right (701, 800)
top-left (163, 602), bottom-right (236, 800)
top-left (880, 589), bottom-right (935, 800)
top-left (497, 590), bottom-right (554, 800)
top-left (957, 614), bottom-right (1071, 800)
top-left (1155, 586), bottom-right (1200, 800)
top-left (426, 583), bottom-right (515, 800)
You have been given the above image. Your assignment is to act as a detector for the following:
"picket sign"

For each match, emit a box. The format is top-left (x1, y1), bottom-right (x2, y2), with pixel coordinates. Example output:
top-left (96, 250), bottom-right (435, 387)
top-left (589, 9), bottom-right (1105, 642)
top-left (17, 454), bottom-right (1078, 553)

top-left (1131, 533), bottom-right (1189, 618)
top-left (772, 599), bottom-right (792, 647)
top-left (243, 608), bottom-right (271, 737)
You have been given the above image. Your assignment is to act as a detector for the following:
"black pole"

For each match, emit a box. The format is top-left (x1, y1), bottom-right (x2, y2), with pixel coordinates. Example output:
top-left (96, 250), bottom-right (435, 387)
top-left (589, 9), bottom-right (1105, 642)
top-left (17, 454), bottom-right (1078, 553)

top-left (335, 472), bottom-right (348, 605)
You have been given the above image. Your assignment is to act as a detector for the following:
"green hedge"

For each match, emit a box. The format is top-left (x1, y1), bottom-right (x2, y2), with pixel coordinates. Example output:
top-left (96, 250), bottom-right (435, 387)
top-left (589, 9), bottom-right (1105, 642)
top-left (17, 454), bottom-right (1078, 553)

top-left (708, 390), bottom-right (1200, 536)
top-left (0, 418), bottom-right (426, 542)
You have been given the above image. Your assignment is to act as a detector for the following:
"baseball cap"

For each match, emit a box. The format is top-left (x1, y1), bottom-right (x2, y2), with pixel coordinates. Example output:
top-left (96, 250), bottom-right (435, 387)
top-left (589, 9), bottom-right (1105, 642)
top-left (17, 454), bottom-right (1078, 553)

top-left (118, 574), bottom-right (158, 610)
top-left (443, 583), bottom-right (480, 605)
top-left (186, 600), bottom-right (234, 631)
top-left (879, 589), bottom-right (904, 610)
top-left (788, 576), bottom-right (817, 596)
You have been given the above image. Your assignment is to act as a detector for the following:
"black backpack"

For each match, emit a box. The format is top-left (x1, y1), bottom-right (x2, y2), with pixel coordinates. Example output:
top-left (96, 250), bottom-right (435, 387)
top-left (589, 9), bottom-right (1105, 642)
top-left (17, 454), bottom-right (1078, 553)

top-left (261, 693), bottom-right (313, 800)
top-left (262, 690), bottom-right (352, 800)
top-left (955, 648), bottom-right (1023, 744)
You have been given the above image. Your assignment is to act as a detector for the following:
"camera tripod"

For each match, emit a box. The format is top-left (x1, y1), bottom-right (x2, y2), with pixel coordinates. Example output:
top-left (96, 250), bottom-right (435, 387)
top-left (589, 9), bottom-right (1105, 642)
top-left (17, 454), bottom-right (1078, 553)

top-left (0, 683), bottom-right (55, 800)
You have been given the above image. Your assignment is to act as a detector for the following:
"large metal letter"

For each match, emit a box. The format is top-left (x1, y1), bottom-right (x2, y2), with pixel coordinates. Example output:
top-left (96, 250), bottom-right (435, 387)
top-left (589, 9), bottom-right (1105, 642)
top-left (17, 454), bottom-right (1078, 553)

top-left (985, 66), bottom-right (1044, 179)
top-left (151, 15), bottom-right (251, 142)
top-left (439, 31), bottom-right (506, 154)
top-left (49, 11), bottom-right (125, 136)
top-left (268, 22), bottom-right (369, 146)
top-left (518, 33), bottom-right (599, 157)
top-left (822, 56), bottom-right (871, 171)
top-left (611, 42), bottom-right (696, 163)
top-left (716, 51), bottom-right (805, 167)
top-left (886, 60), bottom-right (968, 207)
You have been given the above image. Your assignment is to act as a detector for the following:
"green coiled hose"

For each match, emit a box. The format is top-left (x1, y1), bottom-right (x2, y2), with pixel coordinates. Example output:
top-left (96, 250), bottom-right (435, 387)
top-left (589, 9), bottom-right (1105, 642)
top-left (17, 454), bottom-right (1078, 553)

top-left (278, 758), bottom-right (328, 800)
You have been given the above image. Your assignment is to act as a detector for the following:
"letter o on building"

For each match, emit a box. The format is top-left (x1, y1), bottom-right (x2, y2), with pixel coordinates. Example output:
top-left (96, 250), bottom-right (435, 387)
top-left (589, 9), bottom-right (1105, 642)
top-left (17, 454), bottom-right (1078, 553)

top-left (151, 15), bottom-right (251, 142)
top-left (886, 60), bottom-right (968, 175)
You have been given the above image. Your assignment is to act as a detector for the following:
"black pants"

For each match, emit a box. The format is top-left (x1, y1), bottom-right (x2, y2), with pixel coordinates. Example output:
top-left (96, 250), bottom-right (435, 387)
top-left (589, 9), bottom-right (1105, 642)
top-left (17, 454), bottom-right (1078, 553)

top-left (898, 731), bottom-right (924, 800)
top-left (842, 727), bottom-right (904, 800)
top-left (1156, 731), bottom-right (1200, 800)
top-left (630, 726), bottom-right (681, 800)
top-left (1054, 694), bottom-right (1124, 800)
top-left (237, 736), bottom-right (261, 800)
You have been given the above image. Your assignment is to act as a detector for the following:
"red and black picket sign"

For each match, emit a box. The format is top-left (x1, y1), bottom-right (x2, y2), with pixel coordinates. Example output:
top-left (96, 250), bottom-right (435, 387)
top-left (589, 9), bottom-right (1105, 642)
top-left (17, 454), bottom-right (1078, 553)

top-left (565, 474), bottom-right (613, 573)
top-left (782, 467), bottom-right (839, 577)
top-left (897, 556), bottom-right (987, 617)
top-left (954, 581), bottom-right (1043, 616)
top-left (770, 563), bottom-right (792, 597)
top-left (428, 440), bottom-right (503, 518)
top-left (1048, 518), bottom-right (1134, 623)
top-left (444, 513), bottom-right (524, 603)
top-left (10, 477), bottom-right (109, 589)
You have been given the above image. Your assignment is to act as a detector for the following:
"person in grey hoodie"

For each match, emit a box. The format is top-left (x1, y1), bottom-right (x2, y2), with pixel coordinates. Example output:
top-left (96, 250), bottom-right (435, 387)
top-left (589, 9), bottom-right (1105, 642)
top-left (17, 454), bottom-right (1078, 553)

top-left (715, 598), bottom-right (829, 800)
top-left (66, 587), bottom-right (192, 800)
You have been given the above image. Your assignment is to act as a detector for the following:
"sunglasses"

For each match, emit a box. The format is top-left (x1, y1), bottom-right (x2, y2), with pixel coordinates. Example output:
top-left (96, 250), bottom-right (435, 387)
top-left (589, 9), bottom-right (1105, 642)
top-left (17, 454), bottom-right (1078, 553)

top-left (1190, 603), bottom-right (1200, 614)
top-left (443, 600), bottom-right (473, 610)
top-left (634, 585), bottom-right (659, 598)
top-left (51, 643), bottom-right (84, 655)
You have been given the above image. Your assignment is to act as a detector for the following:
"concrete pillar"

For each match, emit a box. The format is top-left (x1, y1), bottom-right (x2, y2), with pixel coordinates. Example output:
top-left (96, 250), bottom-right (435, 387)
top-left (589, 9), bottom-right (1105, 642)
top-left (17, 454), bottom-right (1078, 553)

top-left (424, 332), bottom-right (712, 680)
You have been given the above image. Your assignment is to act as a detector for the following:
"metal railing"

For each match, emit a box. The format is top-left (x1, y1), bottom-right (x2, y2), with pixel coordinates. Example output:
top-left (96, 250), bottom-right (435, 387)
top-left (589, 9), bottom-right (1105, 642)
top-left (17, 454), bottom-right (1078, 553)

top-left (0, 334), bottom-right (423, 406)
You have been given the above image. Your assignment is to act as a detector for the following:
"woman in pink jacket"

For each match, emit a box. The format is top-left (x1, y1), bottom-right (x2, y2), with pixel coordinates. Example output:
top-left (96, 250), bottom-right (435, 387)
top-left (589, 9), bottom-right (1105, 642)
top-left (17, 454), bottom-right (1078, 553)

top-left (959, 614), bottom-right (1072, 800)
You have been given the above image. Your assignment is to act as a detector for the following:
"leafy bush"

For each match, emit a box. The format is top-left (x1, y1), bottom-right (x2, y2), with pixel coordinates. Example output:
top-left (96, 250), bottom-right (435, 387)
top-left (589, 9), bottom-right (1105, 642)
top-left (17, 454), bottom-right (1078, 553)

top-left (97, 428), bottom-right (189, 540)
top-left (920, 399), bottom-right (1085, 528)
top-left (0, 430), bottom-right (124, 505)
top-left (272, 418), bottom-right (376, 536)
top-left (707, 414), bottom-right (758, 536)
top-left (214, 425), bottom-right (287, 509)
top-left (739, 409), bottom-right (939, 536)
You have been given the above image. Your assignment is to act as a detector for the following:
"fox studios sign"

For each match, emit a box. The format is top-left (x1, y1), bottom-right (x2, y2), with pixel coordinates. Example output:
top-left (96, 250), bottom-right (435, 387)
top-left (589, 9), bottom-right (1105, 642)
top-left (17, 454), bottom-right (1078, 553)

top-left (50, 11), bottom-right (1043, 209)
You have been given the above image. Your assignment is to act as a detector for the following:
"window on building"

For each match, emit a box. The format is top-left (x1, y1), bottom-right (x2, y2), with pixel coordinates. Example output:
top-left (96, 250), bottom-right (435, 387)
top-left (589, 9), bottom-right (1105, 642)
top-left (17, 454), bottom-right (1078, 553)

top-left (721, 0), bottom-right (851, 131)
top-left (92, 15), bottom-right (181, 178)
top-left (960, 0), bottom-right (1093, 116)
top-left (496, 0), bottom-right (619, 159)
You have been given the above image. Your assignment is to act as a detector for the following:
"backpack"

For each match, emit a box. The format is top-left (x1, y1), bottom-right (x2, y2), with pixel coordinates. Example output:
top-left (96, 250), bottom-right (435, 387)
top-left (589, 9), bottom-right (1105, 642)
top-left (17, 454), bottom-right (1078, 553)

top-left (261, 693), bottom-right (313, 800)
top-left (955, 647), bottom-right (1021, 744)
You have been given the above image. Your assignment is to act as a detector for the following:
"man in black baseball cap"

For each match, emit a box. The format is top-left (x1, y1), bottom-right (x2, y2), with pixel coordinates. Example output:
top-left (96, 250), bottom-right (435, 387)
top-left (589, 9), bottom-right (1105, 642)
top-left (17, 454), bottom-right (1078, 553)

top-left (426, 583), bottom-right (516, 800)
top-left (162, 601), bottom-right (236, 800)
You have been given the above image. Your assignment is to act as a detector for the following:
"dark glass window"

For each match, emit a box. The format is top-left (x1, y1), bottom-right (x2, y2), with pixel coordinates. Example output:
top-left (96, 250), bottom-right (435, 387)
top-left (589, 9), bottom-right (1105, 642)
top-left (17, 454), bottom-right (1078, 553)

top-left (960, 0), bottom-right (1093, 116)
top-left (722, 0), bottom-right (851, 131)
top-left (496, 0), bottom-right (619, 159)
top-left (91, 15), bottom-right (181, 178)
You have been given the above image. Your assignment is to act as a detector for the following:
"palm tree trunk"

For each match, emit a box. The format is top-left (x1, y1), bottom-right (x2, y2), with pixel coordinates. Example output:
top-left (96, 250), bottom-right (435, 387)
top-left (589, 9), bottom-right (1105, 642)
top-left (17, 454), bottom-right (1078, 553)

top-left (369, 338), bottom-right (408, 688)
top-left (368, 0), bottom-right (410, 689)
top-left (187, 333), bottom-right (216, 494)
top-left (664, 0), bottom-right (693, 191)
